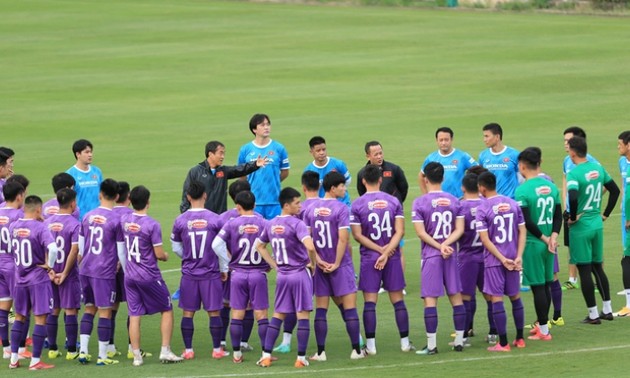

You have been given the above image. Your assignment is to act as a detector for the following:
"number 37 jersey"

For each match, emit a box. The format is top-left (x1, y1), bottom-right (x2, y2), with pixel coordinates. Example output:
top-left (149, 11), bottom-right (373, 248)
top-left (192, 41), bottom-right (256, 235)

top-left (475, 195), bottom-right (524, 268)
top-left (171, 208), bottom-right (221, 280)
top-left (216, 214), bottom-right (269, 273)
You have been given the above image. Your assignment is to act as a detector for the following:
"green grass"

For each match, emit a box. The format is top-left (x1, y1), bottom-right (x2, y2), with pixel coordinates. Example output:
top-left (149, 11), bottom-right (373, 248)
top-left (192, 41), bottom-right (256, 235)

top-left (2, 0), bottom-right (630, 376)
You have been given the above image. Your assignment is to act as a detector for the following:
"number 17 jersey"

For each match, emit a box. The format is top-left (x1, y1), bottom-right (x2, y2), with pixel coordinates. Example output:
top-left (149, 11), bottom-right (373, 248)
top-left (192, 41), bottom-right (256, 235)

top-left (171, 208), bottom-right (221, 280)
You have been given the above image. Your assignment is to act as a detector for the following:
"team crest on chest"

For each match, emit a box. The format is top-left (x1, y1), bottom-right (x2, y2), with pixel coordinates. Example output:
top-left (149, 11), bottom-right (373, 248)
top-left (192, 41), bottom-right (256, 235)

top-left (216, 171), bottom-right (225, 178)
top-left (383, 171), bottom-right (392, 178)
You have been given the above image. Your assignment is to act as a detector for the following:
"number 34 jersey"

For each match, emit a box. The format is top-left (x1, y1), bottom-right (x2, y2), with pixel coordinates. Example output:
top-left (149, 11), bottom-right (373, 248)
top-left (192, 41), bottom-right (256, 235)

top-left (215, 214), bottom-right (269, 273)
top-left (411, 191), bottom-right (464, 260)
top-left (171, 208), bottom-right (221, 280)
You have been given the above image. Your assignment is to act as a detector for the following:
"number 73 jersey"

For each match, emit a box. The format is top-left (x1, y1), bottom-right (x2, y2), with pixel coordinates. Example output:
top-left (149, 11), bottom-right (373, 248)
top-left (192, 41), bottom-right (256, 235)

top-left (171, 209), bottom-right (221, 279)
top-left (566, 161), bottom-right (612, 229)
top-left (515, 177), bottom-right (561, 243)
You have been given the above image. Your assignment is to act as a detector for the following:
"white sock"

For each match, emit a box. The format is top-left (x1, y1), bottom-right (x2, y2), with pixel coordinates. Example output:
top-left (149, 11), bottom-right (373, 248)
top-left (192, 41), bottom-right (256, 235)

top-left (213, 347), bottom-right (221, 353)
top-left (234, 350), bottom-right (242, 360)
top-left (161, 346), bottom-right (169, 355)
top-left (454, 330), bottom-right (464, 346)
top-left (282, 332), bottom-right (292, 346)
top-left (240, 341), bottom-right (249, 347)
top-left (539, 324), bottom-right (549, 335)
top-left (98, 341), bottom-right (108, 360)
top-left (107, 343), bottom-right (116, 352)
top-left (625, 289), bottom-right (630, 308)
top-left (366, 338), bottom-right (376, 351)
top-left (400, 336), bottom-right (409, 349)
top-left (185, 348), bottom-right (194, 353)
top-left (10, 353), bottom-right (19, 364)
top-left (262, 352), bottom-right (271, 359)
top-left (80, 335), bottom-right (90, 354)
top-left (427, 333), bottom-right (437, 350)
top-left (18, 347), bottom-right (25, 354)
top-left (30, 357), bottom-right (40, 366)
top-left (132, 349), bottom-right (142, 359)
top-left (297, 355), bottom-right (307, 362)
top-left (569, 277), bottom-right (578, 284)
top-left (128, 344), bottom-right (132, 352)
top-left (603, 300), bottom-right (612, 314)
top-left (588, 306), bottom-right (599, 319)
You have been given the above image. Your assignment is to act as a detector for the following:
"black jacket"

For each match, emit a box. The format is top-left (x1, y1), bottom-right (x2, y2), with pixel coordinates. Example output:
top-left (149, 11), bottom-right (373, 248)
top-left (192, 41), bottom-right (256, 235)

top-left (357, 160), bottom-right (409, 205)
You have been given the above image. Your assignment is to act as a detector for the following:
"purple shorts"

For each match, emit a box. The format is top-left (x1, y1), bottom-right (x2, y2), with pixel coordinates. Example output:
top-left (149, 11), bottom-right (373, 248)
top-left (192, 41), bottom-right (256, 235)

top-left (359, 256), bottom-right (405, 293)
top-left (116, 269), bottom-right (126, 303)
top-left (483, 266), bottom-right (520, 297)
top-left (459, 260), bottom-right (484, 297)
top-left (230, 270), bottom-right (269, 311)
top-left (314, 264), bottom-right (357, 297)
top-left (274, 269), bottom-right (313, 313)
top-left (222, 274), bottom-right (230, 304)
top-left (421, 256), bottom-right (462, 298)
top-left (125, 278), bottom-right (172, 316)
top-left (13, 281), bottom-right (53, 316)
top-left (178, 275), bottom-right (223, 312)
top-left (80, 275), bottom-right (116, 308)
top-left (0, 267), bottom-right (15, 300)
top-left (52, 277), bottom-right (81, 309)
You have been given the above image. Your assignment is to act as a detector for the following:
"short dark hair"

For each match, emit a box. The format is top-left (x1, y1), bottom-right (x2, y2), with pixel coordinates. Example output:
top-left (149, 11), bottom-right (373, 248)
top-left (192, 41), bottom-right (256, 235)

top-left (564, 126), bottom-right (586, 139)
top-left (424, 162), bottom-right (444, 184)
top-left (205, 141), bottom-right (225, 157)
top-left (435, 127), bottom-right (454, 139)
top-left (362, 164), bottom-right (382, 185)
top-left (477, 171), bottom-right (497, 191)
top-left (249, 114), bottom-right (270, 136)
top-left (116, 181), bottom-right (130, 204)
top-left (235, 191), bottom-right (255, 211)
top-left (568, 136), bottom-right (587, 158)
top-left (186, 180), bottom-right (206, 200)
top-left (279, 187), bottom-right (300, 208)
top-left (2, 181), bottom-right (24, 202)
top-left (228, 180), bottom-right (251, 202)
top-left (467, 165), bottom-right (488, 176)
top-left (24, 195), bottom-right (43, 211)
top-left (364, 141), bottom-right (381, 154)
top-left (322, 171), bottom-right (346, 192)
top-left (309, 136), bottom-right (326, 149)
top-left (0, 147), bottom-right (14, 165)
top-left (57, 188), bottom-right (77, 208)
top-left (618, 130), bottom-right (630, 145)
top-left (462, 173), bottom-right (478, 193)
top-left (72, 139), bottom-right (93, 159)
top-left (518, 147), bottom-right (542, 170)
top-left (6, 174), bottom-right (29, 190)
top-left (130, 185), bottom-right (150, 211)
top-left (51, 172), bottom-right (75, 193)
top-left (301, 171), bottom-right (320, 192)
top-left (100, 178), bottom-right (119, 201)
top-left (482, 123), bottom-right (503, 139)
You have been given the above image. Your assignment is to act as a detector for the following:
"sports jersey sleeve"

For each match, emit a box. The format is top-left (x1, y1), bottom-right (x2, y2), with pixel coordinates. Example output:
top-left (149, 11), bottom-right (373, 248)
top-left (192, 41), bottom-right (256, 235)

top-left (515, 187), bottom-right (528, 209)
top-left (566, 170), bottom-right (579, 191)
top-left (420, 155), bottom-right (431, 173)
top-left (237, 145), bottom-right (247, 165)
top-left (394, 197), bottom-right (404, 219)
top-left (295, 220), bottom-right (311, 242)
top-left (475, 206), bottom-right (488, 232)
top-left (337, 205), bottom-right (350, 229)
top-left (411, 197), bottom-right (424, 223)
top-left (516, 205), bottom-right (525, 226)
top-left (170, 219), bottom-right (182, 243)
top-left (350, 201), bottom-right (361, 225)
top-left (625, 169), bottom-right (630, 220)
top-left (258, 225), bottom-right (270, 244)
top-left (279, 144), bottom-right (290, 170)
top-left (463, 151), bottom-right (478, 169)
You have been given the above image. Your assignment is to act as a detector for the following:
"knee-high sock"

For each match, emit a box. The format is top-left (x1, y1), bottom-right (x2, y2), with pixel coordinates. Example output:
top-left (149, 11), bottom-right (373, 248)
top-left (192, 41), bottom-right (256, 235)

top-left (531, 285), bottom-right (550, 326)
top-left (242, 310), bottom-right (254, 343)
top-left (344, 308), bottom-right (361, 351)
top-left (10, 320), bottom-right (24, 354)
top-left (80, 313), bottom-right (95, 336)
top-left (453, 304), bottom-right (466, 331)
top-left (511, 298), bottom-right (525, 340)
top-left (622, 256), bottom-right (630, 289)
top-left (393, 301), bottom-right (409, 338)
top-left (424, 307), bottom-right (438, 334)
top-left (220, 306), bottom-right (230, 343)
top-left (492, 302), bottom-right (508, 346)
top-left (257, 318), bottom-right (269, 348)
top-left (97, 317), bottom-right (111, 360)
top-left (209, 316), bottom-right (223, 349)
top-left (230, 319), bottom-right (243, 351)
top-left (337, 303), bottom-right (346, 320)
top-left (283, 312), bottom-right (297, 334)
top-left (469, 295), bottom-right (477, 330)
top-left (462, 300), bottom-right (472, 337)
top-left (32, 324), bottom-right (47, 359)
top-left (363, 302), bottom-right (377, 339)
top-left (46, 314), bottom-right (59, 350)
top-left (65, 315), bottom-right (78, 353)
top-left (109, 310), bottom-right (117, 345)
top-left (314, 308), bottom-right (328, 354)
top-left (181, 317), bottom-right (194, 349)
top-left (0, 309), bottom-right (10, 348)
top-left (487, 300), bottom-right (497, 334)
top-left (592, 263), bottom-right (611, 301)
top-left (577, 264), bottom-right (597, 307)
top-left (296, 319), bottom-right (310, 357)
top-left (550, 280), bottom-right (562, 319)
top-left (20, 316), bottom-right (29, 348)
top-left (263, 317), bottom-right (282, 353)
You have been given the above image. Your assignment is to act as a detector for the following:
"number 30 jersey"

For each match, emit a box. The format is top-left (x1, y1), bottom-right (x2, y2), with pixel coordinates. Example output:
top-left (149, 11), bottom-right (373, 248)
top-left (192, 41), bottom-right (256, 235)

top-left (215, 214), bottom-right (269, 273)
top-left (171, 208), bottom-right (221, 280)
top-left (412, 191), bottom-right (463, 260)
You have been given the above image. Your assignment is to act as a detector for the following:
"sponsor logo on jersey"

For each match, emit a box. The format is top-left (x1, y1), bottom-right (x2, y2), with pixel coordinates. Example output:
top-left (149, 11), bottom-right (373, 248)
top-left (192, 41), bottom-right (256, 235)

top-left (268, 151), bottom-right (275, 156)
top-left (187, 219), bottom-right (208, 230)
top-left (585, 170), bottom-right (600, 181)
top-left (492, 203), bottom-right (512, 214)
top-left (239, 224), bottom-right (260, 234)
top-left (216, 171), bottom-right (225, 178)
top-left (452, 159), bottom-right (459, 165)
top-left (484, 163), bottom-right (509, 171)
top-left (45, 206), bottom-right (60, 216)
top-left (368, 200), bottom-right (388, 210)
top-left (271, 225), bottom-right (285, 234)
top-left (535, 186), bottom-right (552, 196)
top-left (0, 216), bottom-right (8, 225)
top-left (92, 174), bottom-right (98, 180)
top-left (383, 171), bottom-right (392, 177)
top-left (13, 228), bottom-right (31, 238)
top-left (470, 207), bottom-right (477, 217)
top-left (124, 222), bottom-right (141, 233)
top-left (443, 164), bottom-right (458, 170)
top-left (503, 157), bottom-right (510, 163)
top-left (431, 198), bottom-right (452, 208)
top-left (89, 215), bottom-right (107, 225)
top-left (314, 207), bottom-right (331, 217)
top-left (48, 222), bottom-right (64, 232)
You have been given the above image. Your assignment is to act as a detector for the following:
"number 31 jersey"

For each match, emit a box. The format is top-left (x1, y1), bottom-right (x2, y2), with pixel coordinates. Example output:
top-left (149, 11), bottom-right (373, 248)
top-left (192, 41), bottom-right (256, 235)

top-left (302, 198), bottom-right (352, 267)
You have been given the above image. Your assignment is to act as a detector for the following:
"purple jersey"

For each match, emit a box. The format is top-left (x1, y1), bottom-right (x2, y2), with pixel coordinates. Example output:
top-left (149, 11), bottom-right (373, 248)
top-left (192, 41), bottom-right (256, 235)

top-left (411, 191), bottom-right (463, 259)
top-left (171, 208), bottom-right (221, 279)
top-left (0, 207), bottom-right (23, 270)
top-left (42, 198), bottom-right (81, 221)
top-left (457, 198), bottom-right (485, 264)
top-left (9, 218), bottom-right (56, 286)
top-left (303, 198), bottom-right (352, 266)
top-left (121, 213), bottom-right (163, 281)
top-left (113, 205), bottom-right (133, 218)
top-left (79, 207), bottom-right (124, 279)
top-left (298, 197), bottom-right (319, 221)
top-left (259, 215), bottom-right (311, 273)
top-left (44, 214), bottom-right (80, 280)
top-left (350, 191), bottom-right (404, 260)
top-left (475, 195), bottom-right (524, 267)
top-left (218, 208), bottom-right (240, 226)
top-left (216, 215), bottom-right (269, 272)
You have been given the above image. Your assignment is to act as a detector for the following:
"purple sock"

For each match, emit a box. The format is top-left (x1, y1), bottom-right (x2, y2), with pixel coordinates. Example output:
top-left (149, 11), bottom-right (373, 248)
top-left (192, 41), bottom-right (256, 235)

top-left (424, 307), bottom-right (438, 333)
top-left (242, 309), bottom-right (254, 343)
top-left (0, 309), bottom-right (9, 347)
top-left (230, 319), bottom-right (243, 351)
top-left (283, 312), bottom-right (297, 334)
top-left (109, 310), bottom-right (117, 344)
top-left (453, 304), bottom-right (466, 331)
top-left (344, 308), bottom-right (361, 351)
top-left (492, 302), bottom-right (507, 344)
top-left (181, 317), bottom-right (194, 349)
top-left (463, 300), bottom-right (472, 336)
top-left (511, 298), bottom-right (525, 339)
top-left (10, 320), bottom-right (24, 354)
top-left (32, 324), bottom-right (47, 359)
top-left (257, 319), bottom-right (269, 348)
top-left (337, 303), bottom-right (346, 320)
top-left (20, 316), bottom-right (29, 347)
top-left (65, 315), bottom-right (78, 353)
top-left (393, 301), bottom-right (409, 337)
top-left (487, 300), bottom-right (497, 334)
top-left (297, 319), bottom-right (310, 357)
top-left (551, 280), bottom-right (563, 319)
top-left (469, 296), bottom-right (477, 330)
top-left (263, 317), bottom-right (282, 353)
top-left (220, 306), bottom-right (230, 343)
top-left (80, 313), bottom-right (94, 336)
top-left (209, 316), bottom-right (223, 349)
top-left (314, 308), bottom-right (328, 353)
top-left (363, 302), bottom-right (377, 338)
top-left (97, 317), bottom-right (111, 343)
top-left (46, 314), bottom-right (59, 350)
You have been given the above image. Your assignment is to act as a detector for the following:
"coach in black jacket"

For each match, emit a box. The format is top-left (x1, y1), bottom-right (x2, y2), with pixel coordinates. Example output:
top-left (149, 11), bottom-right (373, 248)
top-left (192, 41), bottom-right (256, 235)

top-left (180, 140), bottom-right (268, 214)
top-left (356, 141), bottom-right (408, 205)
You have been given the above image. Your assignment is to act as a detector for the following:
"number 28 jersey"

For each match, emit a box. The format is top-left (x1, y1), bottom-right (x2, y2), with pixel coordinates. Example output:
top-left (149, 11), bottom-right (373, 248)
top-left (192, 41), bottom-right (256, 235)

top-left (411, 191), bottom-right (463, 260)
top-left (215, 214), bottom-right (269, 273)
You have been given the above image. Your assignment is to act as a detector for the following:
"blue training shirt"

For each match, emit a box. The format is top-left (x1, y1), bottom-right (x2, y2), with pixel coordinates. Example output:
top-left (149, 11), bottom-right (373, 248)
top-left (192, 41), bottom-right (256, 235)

top-left (237, 139), bottom-right (289, 206)
top-left (479, 146), bottom-right (520, 199)
top-left (421, 148), bottom-right (477, 198)
top-left (304, 157), bottom-right (352, 207)
top-left (66, 164), bottom-right (103, 220)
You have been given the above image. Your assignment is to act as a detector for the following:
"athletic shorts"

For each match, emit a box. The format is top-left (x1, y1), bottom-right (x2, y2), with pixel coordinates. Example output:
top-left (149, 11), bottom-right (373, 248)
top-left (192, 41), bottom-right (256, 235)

top-left (125, 278), bottom-right (172, 316)
top-left (13, 281), bottom-right (53, 316)
top-left (274, 269), bottom-right (313, 313)
top-left (459, 260), bottom-right (484, 297)
top-left (230, 270), bottom-right (269, 311)
top-left (359, 256), bottom-right (405, 293)
top-left (522, 241), bottom-right (554, 286)
top-left (0, 267), bottom-right (15, 301)
top-left (80, 275), bottom-right (116, 309)
top-left (313, 264), bottom-right (357, 297)
top-left (256, 205), bottom-right (281, 220)
top-left (483, 266), bottom-right (520, 297)
top-left (569, 227), bottom-right (604, 264)
top-left (178, 275), bottom-right (223, 312)
top-left (421, 256), bottom-right (461, 298)
top-left (52, 277), bottom-right (81, 309)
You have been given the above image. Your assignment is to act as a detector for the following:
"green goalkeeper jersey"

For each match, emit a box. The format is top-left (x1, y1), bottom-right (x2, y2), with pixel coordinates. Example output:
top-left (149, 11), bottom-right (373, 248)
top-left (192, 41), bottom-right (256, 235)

top-left (515, 176), bottom-right (561, 243)
top-left (566, 161), bottom-right (612, 229)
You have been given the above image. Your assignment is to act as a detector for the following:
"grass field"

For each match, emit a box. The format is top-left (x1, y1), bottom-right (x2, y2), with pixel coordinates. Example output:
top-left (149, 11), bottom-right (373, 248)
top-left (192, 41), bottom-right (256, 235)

top-left (2, 0), bottom-right (630, 376)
